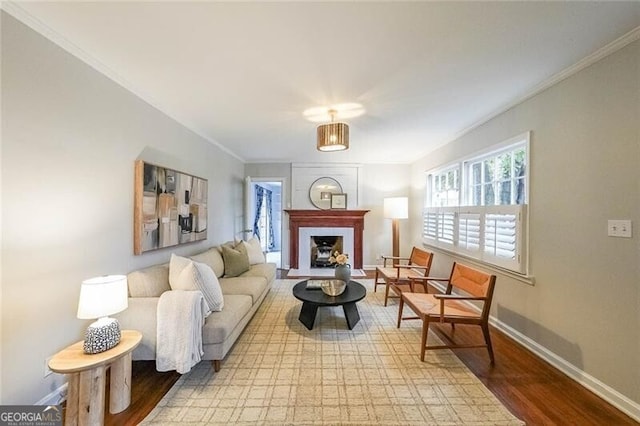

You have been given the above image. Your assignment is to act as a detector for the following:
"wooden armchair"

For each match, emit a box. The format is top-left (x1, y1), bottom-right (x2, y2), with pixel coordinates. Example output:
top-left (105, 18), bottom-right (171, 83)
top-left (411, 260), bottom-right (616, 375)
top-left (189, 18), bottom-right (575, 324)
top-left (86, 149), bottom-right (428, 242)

top-left (397, 262), bottom-right (497, 363)
top-left (374, 247), bottom-right (434, 306)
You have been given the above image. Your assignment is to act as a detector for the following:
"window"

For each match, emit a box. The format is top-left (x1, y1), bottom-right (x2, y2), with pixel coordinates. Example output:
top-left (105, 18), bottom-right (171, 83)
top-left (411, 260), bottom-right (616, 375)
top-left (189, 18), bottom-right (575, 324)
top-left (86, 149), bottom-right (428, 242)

top-left (467, 145), bottom-right (526, 206)
top-left (429, 165), bottom-right (460, 207)
top-left (423, 133), bottom-right (529, 274)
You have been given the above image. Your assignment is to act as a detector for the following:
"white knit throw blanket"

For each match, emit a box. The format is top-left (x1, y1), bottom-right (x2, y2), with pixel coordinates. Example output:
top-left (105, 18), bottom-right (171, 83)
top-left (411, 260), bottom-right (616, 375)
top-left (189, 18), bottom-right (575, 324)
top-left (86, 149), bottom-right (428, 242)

top-left (156, 290), bottom-right (207, 374)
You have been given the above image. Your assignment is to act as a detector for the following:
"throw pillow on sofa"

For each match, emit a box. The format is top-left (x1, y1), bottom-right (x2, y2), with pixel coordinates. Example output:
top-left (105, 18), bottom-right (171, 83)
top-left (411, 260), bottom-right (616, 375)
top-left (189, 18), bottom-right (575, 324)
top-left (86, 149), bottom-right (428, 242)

top-left (169, 254), bottom-right (224, 312)
top-left (221, 241), bottom-right (250, 277)
top-left (243, 236), bottom-right (266, 265)
top-left (169, 253), bottom-right (191, 287)
top-left (182, 261), bottom-right (224, 312)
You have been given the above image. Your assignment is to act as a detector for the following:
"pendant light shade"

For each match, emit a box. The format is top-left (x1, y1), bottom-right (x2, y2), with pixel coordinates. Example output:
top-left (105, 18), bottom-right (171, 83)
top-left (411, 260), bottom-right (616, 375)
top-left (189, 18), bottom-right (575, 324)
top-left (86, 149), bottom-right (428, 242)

top-left (317, 122), bottom-right (349, 151)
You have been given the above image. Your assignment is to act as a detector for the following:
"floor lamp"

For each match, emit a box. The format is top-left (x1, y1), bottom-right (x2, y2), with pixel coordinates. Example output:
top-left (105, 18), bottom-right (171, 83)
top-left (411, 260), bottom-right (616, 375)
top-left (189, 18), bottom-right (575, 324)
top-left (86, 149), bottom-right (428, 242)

top-left (383, 197), bottom-right (408, 266)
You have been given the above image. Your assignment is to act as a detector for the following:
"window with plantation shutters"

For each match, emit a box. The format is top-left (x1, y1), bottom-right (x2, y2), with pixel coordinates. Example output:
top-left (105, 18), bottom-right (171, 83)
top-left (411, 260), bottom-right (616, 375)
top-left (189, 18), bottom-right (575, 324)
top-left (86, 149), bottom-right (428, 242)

top-left (423, 133), bottom-right (529, 275)
top-left (423, 205), bottom-right (526, 273)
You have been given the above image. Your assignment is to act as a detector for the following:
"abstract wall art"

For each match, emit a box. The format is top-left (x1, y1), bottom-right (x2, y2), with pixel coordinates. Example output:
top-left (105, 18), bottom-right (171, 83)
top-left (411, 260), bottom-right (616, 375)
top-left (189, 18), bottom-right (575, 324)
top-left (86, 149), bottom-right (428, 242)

top-left (134, 160), bottom-right (208, 255)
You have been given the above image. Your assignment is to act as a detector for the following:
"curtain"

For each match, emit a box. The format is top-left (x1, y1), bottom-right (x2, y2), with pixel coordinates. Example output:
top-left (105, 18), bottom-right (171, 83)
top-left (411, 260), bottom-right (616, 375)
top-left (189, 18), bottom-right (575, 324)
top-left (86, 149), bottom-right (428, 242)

top-left (253, 185), bottom-right (275, 251)
top-left (253, 186), bottom-right (264, 238)
top-left (265, 189), bottom-right (275, 250)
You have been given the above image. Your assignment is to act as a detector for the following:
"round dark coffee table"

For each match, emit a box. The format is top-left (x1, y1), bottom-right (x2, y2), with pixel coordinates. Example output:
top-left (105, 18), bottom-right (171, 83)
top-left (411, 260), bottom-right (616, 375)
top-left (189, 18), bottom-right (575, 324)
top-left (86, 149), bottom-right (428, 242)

top-left (292, 280), bottom-right (367, 330)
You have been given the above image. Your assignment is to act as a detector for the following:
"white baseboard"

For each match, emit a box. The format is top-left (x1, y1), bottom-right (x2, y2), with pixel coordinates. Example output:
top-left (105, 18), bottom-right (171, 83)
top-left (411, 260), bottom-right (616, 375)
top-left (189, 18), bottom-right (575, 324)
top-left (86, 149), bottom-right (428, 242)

top-left (489, 317), bottom-right (640, 422)
top-left (35, 383), bottom-right (67, 406)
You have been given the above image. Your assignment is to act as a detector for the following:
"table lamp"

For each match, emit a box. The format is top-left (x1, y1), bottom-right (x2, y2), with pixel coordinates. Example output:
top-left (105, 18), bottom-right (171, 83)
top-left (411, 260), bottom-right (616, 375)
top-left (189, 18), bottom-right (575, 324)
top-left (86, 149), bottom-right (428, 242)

top-left (383, 197), bottom-right (409, 266)
top-left (77, 275), bottom-right (128, 354)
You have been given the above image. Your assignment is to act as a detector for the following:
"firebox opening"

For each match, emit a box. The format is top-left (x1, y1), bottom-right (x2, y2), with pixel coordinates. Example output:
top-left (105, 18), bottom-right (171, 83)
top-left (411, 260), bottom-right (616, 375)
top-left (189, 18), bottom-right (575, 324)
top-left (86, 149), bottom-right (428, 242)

top-left (310, 236), bottom-right (343, 268)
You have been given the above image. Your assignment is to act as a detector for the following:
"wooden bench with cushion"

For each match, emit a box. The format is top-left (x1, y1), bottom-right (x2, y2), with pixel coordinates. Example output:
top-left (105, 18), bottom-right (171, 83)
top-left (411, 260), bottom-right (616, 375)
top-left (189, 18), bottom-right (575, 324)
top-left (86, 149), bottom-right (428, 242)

top-left (374, 247), bottom-right (434, 306)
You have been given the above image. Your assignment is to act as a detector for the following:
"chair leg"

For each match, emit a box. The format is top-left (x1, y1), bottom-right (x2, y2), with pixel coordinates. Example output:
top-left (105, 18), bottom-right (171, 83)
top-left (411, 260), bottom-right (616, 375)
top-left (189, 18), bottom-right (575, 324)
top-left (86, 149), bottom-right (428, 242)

top-left (397, 297), bottom-right (404, 328)
top-left (420, 318), bottom-right (430, 361)
top-left (374, 270), bottom-right (380, 292)
top-left (481, 323), bottom-right (495, 364)
top-left (384, 281), bottom-right (391, 306)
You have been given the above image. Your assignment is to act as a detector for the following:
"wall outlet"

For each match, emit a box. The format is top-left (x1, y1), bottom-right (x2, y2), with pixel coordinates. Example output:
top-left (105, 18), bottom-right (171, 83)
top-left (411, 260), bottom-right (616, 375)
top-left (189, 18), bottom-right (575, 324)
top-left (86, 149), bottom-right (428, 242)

top-left (607, 220), bottom-right (632, 238)
top-left (44, 356), bottom-right (53, 377)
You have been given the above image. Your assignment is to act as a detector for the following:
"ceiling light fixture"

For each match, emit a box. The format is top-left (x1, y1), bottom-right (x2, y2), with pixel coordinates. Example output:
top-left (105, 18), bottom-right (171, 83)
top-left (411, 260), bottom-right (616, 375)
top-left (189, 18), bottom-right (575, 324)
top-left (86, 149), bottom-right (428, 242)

top-left (317, 109), bottom-right (349, 152)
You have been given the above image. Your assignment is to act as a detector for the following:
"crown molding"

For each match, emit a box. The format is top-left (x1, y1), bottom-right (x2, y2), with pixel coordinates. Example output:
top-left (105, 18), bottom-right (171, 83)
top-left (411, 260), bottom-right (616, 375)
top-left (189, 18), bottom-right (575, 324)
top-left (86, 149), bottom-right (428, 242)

top-left (1, 2), bottom-right (245, 163)
top-left (421, 25), bottom-right (640, 159)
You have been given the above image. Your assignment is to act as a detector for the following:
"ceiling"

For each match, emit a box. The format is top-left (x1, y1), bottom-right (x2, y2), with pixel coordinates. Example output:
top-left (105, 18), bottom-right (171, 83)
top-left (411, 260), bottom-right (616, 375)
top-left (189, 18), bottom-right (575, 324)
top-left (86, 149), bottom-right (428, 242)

top-left (5, 1), bottom-right (640, 164)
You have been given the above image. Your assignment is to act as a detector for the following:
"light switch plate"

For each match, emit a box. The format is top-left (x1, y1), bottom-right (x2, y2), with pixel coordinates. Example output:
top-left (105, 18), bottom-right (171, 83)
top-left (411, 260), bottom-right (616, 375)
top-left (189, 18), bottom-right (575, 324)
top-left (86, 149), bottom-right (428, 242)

top-left (607, 220), bottom-right (632, 238)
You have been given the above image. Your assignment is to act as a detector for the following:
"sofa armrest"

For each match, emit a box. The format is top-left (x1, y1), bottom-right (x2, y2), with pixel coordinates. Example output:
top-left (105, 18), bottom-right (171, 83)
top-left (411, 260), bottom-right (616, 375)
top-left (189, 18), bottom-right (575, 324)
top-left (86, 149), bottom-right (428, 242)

top-left (114, 297), bottom-right (160, 360)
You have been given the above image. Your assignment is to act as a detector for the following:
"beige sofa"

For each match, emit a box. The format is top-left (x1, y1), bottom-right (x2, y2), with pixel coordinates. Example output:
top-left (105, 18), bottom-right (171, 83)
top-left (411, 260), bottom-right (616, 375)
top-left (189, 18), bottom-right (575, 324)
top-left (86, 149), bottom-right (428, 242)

top-left (115, 245), bottom-right (276, 371)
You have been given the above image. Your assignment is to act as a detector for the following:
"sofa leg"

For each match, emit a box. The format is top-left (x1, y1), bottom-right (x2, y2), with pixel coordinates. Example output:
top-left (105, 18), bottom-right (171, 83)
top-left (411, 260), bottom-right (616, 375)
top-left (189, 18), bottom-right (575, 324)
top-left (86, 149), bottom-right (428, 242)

top-left (213, 360), bottom-right (221, 372)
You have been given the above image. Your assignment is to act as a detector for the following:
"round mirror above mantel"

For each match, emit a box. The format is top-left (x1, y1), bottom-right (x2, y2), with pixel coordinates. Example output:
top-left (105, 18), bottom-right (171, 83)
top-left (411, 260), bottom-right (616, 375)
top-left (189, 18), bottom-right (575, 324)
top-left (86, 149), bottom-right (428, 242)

top-left (309, 177), bottom-right (343, 210)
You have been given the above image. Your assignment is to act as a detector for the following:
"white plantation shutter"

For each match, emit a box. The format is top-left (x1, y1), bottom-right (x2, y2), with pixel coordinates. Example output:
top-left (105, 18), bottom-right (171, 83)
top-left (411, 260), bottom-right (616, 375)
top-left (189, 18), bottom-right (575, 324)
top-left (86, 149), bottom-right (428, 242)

top-left (458, 210), bottom-right (481, 253)
top-left (483, 205), bottom-right (524, 271)
top-left (423, 204), bottom-right (526, 274)
top-left (437, 209), bottom-right (456, 245)
top-left (423, 210), bottom-right (438, 241)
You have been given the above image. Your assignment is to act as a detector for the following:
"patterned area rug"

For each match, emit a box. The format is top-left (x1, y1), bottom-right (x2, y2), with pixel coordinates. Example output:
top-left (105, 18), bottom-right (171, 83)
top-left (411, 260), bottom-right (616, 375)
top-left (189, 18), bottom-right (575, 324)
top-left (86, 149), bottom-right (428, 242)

top-left (142, 279), bottom-right (524, 425)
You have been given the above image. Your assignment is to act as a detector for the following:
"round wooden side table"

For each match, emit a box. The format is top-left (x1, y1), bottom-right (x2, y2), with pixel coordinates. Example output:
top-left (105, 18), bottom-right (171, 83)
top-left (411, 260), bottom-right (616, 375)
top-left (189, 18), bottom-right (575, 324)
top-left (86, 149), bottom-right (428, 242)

top-left (48, 329), bottom-right (142, 426)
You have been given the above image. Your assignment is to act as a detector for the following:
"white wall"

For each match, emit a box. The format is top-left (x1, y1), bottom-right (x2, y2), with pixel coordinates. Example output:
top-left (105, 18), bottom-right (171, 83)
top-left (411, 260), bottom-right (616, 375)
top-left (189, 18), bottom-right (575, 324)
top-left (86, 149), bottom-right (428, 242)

top-left (410, 40), bottom-right (640, 408)
top-left (359, 164), bottom-right (412, 266)
top-left (291, 163), bottom-right (361, 209)
top-left (1, 13), bottom-right (245, 403)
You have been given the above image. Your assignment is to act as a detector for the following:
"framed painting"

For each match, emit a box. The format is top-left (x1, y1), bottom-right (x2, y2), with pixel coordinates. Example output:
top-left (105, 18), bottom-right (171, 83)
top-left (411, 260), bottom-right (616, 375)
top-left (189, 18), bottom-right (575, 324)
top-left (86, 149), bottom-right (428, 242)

top-left (330, 193), bottom-right (347, 209)
top-left (134, 160), bottom-right (208, 255)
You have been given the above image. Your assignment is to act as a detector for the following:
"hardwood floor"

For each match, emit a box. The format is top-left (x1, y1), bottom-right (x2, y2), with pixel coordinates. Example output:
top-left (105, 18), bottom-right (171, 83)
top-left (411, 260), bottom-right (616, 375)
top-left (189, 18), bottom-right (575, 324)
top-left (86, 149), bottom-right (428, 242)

top-left (105, 269), bottom-right (638, 425)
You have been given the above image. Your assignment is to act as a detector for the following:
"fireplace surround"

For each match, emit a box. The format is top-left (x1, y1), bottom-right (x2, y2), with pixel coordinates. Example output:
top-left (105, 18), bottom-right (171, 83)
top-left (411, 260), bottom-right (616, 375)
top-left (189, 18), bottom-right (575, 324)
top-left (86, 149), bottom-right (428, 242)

top-left (285, 210), bottom-right (369, 269)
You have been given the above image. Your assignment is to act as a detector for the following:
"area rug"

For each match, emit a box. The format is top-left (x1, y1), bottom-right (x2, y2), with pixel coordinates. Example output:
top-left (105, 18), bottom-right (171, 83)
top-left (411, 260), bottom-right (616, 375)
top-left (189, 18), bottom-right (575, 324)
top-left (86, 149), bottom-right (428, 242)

top-left (141, 279), bottom-right (524, 425)
top-left (287, 268), bottom-right (367, 278)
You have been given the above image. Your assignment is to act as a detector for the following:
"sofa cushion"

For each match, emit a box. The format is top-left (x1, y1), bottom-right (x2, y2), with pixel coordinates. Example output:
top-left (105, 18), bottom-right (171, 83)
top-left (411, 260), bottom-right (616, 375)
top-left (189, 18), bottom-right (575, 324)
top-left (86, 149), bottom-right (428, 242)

top-left (172, 261), bottom-right (224, 312)
top-left (242, 237), bottom-right (266, 265)
top-left (241, 262), bottom-right (277, 284)
top-left (221, 242), bottom-right (250, 277)
top-left (202, 295), bottom-right (252, 345)
top-left (218, 276), bottom-right (268, 304)
top-left (190, 247), bottom-right (225, 278)
top-left (127, 264), bottom-right (170, 297)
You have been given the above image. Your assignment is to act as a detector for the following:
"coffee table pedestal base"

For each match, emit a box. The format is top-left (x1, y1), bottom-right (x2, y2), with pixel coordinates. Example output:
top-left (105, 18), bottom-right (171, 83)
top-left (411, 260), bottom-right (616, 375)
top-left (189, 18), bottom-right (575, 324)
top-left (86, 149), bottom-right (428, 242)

top-left (298, 301), bottom-right (361, 330)
top-left (299, 302), bottom-right (319, 330)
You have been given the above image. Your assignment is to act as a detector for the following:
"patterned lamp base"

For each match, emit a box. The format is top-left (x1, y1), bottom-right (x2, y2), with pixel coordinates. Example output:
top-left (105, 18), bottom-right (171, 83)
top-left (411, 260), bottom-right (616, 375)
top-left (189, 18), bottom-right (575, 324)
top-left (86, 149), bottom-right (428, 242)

top-left (83, 318), bottom-right (121, 354)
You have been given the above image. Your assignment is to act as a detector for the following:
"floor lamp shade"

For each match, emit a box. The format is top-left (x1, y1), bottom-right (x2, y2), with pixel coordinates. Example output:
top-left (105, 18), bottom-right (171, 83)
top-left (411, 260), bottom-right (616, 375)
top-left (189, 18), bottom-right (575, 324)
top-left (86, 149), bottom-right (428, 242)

top-left (383, 197), bottom-right (409, 219)
top-left (383, 197), bottom-right (408, 265)
top-left (77, 275), bottom-right (128, 354)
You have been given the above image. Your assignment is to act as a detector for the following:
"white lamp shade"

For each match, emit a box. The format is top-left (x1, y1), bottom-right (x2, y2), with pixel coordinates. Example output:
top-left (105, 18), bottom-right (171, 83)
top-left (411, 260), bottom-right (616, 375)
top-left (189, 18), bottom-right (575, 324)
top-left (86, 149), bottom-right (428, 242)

top-left (77, 275), bottom-right (128, 319)
top-left (384, 197), bottom-right (409, 219)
